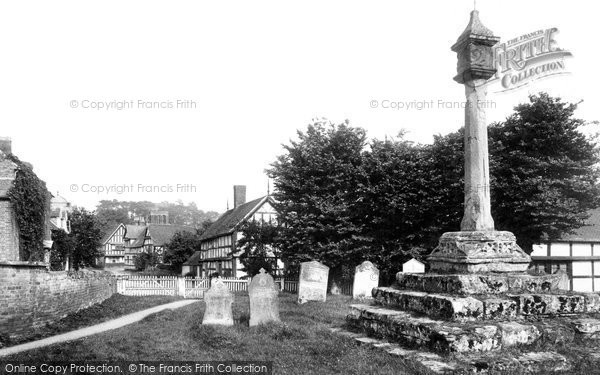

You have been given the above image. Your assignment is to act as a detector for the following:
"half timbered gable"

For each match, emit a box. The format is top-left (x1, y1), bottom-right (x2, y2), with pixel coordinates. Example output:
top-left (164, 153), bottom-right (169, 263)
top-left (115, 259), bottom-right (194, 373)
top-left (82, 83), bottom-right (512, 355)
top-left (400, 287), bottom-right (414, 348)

top-left (183, 193), bottom-right (278, 278)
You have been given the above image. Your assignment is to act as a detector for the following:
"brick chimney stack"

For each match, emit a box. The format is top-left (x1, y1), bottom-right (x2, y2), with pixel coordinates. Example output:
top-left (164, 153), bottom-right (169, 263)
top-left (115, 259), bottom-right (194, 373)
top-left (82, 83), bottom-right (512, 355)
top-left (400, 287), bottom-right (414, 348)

top-left (233, 185), bottom-right (246, 208)
top-left (0, 137), bottom-right (12, 155)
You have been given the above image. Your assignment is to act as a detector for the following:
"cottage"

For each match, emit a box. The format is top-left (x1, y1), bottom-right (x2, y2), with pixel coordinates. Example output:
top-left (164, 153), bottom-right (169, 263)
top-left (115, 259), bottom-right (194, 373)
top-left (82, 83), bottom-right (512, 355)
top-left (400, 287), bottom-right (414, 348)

top-left (123, 223), bottom-right (195, 268)
top-left (182, 185), bottom-right (278, 278)
top-left (530, 208), bottom-right (600, 292)
top-left (100, 223), bottom-right (126, 266)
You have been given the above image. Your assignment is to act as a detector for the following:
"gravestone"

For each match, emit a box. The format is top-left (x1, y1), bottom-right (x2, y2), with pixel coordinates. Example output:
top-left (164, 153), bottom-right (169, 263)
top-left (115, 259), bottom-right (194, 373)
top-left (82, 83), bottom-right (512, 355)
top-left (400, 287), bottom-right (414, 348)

top-left (297, 260), bottom-right (329, 304)
top-left (352, 261), bottom-right (379, 299)
top-left (402, 258), bottom-right (425, 274)
top-left (202, 277), bottom-right (234, 326)
top-left (330, 281), bottom-right (342, 295)
top-left (248, 268), bottom-right (280, 326)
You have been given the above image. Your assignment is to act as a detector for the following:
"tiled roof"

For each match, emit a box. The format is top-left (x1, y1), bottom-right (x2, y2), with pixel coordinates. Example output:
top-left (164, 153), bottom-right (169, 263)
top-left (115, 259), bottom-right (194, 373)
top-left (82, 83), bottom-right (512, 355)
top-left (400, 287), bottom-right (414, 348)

top-left (125, 224), bottom-right (195, 248)
top-left (147, 224), bottom-right (195, 246)
top-left (130, 230), bottom-right (147, 248)
top-left (124, 225), bottom-right (146, 240)
top-left (183, 251), bottom-right (202, 266)
top-left (556, 208), bottom-right (600, 242)
top-left (453, 10), bottom-right (498, 48)
top-left (199, 196), bottom-right (270, 240)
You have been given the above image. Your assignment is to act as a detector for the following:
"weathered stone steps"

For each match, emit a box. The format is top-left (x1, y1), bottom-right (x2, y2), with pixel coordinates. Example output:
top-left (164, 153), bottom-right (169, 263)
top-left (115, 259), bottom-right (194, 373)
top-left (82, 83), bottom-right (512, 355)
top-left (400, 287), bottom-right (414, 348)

top-left (329, 327), bottom-right (459, 374)
top-left (347, 304), bottom-right (541, 353)
top-left (373, 286), bottom-right (600, 321)
top-left (330, 326), bottom-right (572, 374)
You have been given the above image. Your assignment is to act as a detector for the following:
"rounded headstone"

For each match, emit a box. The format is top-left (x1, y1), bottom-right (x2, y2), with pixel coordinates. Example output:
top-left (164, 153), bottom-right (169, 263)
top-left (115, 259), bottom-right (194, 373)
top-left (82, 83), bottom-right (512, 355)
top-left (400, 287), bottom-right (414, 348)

top-left (249, 268), bottom-right (280, 326)
top-left (353, 261), bottom-right (379, 299)
top-left (202, 277), bottom-right (234, 326)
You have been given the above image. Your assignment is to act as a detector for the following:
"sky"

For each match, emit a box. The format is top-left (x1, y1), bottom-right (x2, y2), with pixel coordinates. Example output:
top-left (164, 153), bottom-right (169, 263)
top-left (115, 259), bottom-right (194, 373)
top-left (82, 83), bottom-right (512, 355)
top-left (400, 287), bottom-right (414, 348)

top-left (0, 0), bottom-right (597, 214)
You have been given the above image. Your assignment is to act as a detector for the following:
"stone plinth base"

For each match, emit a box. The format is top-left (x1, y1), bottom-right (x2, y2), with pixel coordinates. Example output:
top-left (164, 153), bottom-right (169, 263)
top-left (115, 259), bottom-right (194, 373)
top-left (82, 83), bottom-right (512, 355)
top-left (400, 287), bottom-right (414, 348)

top-left (427, 231), bottom-right (531, 273)
top-left (342, 268), bottom-right (597, 359)
top-left (395, 271), bottom-right (569, 295)
top-left (372, 286), bottom-right (600, 321)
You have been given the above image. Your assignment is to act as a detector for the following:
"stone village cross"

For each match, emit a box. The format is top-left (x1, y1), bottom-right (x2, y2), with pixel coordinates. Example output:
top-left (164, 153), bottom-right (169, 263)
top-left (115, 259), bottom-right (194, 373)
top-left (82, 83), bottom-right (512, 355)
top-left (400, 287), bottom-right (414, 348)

top-left (427, 10), bottom-right (531, 273)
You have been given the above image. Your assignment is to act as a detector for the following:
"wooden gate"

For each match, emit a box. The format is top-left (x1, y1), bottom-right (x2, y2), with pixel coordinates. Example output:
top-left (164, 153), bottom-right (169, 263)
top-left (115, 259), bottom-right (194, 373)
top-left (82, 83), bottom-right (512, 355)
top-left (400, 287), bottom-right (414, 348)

top-left (184, 277), bottom-right (210, 298)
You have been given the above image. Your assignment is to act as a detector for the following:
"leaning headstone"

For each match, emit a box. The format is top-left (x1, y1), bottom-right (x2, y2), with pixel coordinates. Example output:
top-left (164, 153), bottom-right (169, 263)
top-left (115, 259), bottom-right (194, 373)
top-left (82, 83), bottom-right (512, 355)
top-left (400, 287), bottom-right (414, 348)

top-left (202, 277), bottom-right (234, 326)
top-left (298, 260), bottom-right (329, 304)
top-left (352, 261), bottom-right (379, 299)
top-left (402, 258), bottom-right (425, 274)
top-left (249, 268), bottom-right (280, 326)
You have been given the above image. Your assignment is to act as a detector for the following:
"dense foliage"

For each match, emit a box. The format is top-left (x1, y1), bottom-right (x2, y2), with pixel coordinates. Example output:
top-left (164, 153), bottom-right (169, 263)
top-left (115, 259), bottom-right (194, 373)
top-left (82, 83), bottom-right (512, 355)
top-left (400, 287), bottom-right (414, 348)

top-left (6, 155), bottom-right (50, 262)
top-left (236, 220), bottom-right (281, 277)
top-left (489, 93), bottom-right (600, 250)
top-left (268, 120), bottom-right (368, 279)
top-left (163, 230), bottom-right (204, 272)
top-left (69, 208), bottom-right (104, 270)
top-left (267, 94), bottom-right (600, 280)
top-left (50, 229), bottom-right (74, 270)
top-left (133, 252), bottom-right (160, 271)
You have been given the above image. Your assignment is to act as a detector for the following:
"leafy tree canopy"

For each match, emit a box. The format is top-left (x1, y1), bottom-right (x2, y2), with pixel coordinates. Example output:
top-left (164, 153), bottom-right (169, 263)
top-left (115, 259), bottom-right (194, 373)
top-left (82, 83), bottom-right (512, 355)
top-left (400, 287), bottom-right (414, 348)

top-left (163, 229), bottom-right (205, 273)
top-left (267, 119), bottom-right (368, 278)
top-left (69, 208), bottom-right (104, 270)
top-left (268, 94), bottom-right (600, 280)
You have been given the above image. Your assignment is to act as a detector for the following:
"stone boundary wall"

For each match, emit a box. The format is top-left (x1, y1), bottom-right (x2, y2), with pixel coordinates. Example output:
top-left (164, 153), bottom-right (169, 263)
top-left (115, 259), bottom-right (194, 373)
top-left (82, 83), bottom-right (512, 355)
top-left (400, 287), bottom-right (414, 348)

top-left (0, 262), bottom-right (117, 339)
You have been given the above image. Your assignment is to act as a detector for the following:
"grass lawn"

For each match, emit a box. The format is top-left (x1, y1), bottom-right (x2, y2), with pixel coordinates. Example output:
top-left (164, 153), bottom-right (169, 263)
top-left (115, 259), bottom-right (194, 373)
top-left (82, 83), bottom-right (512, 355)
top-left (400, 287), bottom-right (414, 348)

top-left (2, 294), bottom-right (182, 348)
top-left (4, 293), bottom-right (422, 375)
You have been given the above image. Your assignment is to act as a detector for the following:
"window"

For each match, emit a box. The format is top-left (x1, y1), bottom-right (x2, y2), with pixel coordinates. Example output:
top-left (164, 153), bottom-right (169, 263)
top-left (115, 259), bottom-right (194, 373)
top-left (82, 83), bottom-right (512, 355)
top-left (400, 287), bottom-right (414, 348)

top-left (531, 244), bottom-right (547, 257)
top-left (550, 243), bottom-right (570, 257)
top-left (573, 243), bottom-right (592, 257)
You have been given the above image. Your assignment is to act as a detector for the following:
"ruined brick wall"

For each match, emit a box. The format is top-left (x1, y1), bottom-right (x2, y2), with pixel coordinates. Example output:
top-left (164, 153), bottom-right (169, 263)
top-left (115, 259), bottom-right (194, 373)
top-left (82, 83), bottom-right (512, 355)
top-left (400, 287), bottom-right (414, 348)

top-left (0, 263), bottom-right (117, 338)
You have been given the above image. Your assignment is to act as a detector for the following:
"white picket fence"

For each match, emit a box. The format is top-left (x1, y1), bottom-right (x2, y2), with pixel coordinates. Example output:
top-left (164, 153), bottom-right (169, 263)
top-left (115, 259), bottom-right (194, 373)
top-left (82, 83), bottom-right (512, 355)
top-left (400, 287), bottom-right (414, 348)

top-left (116, 276), bottom-right (300, 298)
top-left (118, 276), bottom-right (179, 296)
top-left (283, 280), bottom-right (299, 293)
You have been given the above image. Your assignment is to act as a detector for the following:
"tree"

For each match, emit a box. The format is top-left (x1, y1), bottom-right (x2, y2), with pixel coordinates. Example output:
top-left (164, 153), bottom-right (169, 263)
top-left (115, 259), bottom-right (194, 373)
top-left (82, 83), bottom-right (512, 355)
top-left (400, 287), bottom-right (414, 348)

top-left (267, 94), bottom-right (600, 280)
top-left (488, 93), bottom-right (600, 251)
top-left (163, 230), bottom-right (204, 273)
top-left (357, 137), bottom-right (437, 275)
top-left (267, 119), bottom-right (368, 278)
top-left (133, 252), bottom-right (159, 271)
top-left (95, 200), bottom-right (133, 234)
top-left (69, 208), bottom-right (103, 270)
top-left (50, 229), bottom-right (74, 271)
top-left (236, 221), bottom-right (280, 277)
